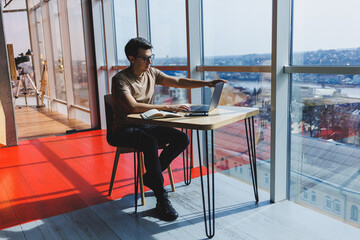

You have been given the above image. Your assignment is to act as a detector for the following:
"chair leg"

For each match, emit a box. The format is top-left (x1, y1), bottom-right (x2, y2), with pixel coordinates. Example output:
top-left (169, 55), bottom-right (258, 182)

top-left (139, 153), bottom-right (145, 206)
top-left (168, 165), bottom-right (175, 192)
top-left (135, 151), bottom-right (140, 213)
top-left (108, 148), bottom-right (121, 196)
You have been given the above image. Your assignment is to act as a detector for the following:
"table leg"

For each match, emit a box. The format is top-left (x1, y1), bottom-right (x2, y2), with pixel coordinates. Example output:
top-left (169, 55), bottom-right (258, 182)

top-left (245, 116), bottom-right (259, 202)
top-left (134, 150), bottom-right (139, 213)
top-left (182, 128), bottom-right (192, 185)
top-left (197, 130), bottom-right (215, 238)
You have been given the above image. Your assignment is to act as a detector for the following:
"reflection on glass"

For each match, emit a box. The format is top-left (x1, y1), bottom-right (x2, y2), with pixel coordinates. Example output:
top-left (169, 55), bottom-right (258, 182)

top-left (205, 71), bottom-right (271, 191)
top-left (67, 0), bottom-right (89, 108)
top-left (113, 0), bottom-right (136, 65)
top-left (149, 0), bottom-right (187, 66)
top-left (49, 0), bottom-right (66, 101)
top-left (203, 0), bottom-right (271, 66)
top-left (153, 71), bottom-right (188, 105)
top-left (292, 0), bottom-right (360, 65)
top-left (290, 73), bottom-right (360, 227)
top-left (35, 7), bottom-right (46, 67)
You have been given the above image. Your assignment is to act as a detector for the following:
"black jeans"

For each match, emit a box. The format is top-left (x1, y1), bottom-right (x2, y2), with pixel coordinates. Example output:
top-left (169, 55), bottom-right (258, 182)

top-left (114, 125), bottom-right (190, 198)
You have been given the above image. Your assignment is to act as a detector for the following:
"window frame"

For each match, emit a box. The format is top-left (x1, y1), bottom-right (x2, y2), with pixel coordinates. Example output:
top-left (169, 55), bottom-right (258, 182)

top-left (350, 205), bottom-right (359, 222)
top-left (324, 196), bottom-right (332, 211)
top-left (333, 199), bottom-right (341, 215)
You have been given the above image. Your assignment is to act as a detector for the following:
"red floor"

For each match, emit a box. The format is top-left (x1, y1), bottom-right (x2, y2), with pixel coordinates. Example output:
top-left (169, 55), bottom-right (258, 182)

top-left (0, 130), bottom-right (203, 230)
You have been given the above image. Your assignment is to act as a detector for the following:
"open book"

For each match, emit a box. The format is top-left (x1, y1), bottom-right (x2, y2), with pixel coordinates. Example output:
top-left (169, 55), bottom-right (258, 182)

top-left (140, 109), bottom-right (181, 119)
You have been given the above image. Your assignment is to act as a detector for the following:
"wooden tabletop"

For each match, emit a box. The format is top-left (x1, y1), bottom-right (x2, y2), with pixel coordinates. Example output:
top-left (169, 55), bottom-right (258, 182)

top-left (127, 106), bottom-right (259, 130)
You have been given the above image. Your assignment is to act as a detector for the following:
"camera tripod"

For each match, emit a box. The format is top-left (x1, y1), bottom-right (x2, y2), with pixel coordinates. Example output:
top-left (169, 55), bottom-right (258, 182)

top-left (14, 68), bottom-right (40, 108)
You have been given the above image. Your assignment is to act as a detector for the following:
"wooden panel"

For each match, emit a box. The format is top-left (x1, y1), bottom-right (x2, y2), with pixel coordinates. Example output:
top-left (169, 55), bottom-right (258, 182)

top-left (0, 100), bottom-right (5, 147)
top-left (6, 44), bottom-right (17, 80)
top-left (196, 65), bottom-right (272, 73)
top-left (15, 106), bottom-right (91, 141)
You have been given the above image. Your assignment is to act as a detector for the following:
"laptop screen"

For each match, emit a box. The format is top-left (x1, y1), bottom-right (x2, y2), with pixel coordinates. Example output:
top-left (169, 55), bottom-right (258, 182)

top-left (208, 82), bottom-right (225, 111)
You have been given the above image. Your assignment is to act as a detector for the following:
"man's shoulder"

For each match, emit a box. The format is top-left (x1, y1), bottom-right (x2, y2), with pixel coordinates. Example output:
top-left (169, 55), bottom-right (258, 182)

top-left (113, 67), bottom-right (131, 79)
top-left (148, 67), bottom-right (161, 75)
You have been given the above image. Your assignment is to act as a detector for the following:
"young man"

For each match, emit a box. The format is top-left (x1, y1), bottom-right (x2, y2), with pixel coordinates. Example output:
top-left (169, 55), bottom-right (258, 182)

top-left (111, 37), bottom-right (226, 221)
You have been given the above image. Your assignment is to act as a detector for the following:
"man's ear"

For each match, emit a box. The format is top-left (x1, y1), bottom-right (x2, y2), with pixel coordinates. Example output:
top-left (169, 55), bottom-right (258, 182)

top-left (128, 56), bottom-right (135, 63)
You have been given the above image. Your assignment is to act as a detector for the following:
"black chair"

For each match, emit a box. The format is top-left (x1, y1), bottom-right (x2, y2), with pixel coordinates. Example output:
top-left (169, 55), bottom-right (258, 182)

top-left (104, 94), bottom-right (175, 210)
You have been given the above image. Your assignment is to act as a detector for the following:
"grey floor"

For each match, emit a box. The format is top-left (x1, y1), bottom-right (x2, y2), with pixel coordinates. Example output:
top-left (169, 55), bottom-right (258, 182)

top-left (1, 173), bottom-right (360, 240)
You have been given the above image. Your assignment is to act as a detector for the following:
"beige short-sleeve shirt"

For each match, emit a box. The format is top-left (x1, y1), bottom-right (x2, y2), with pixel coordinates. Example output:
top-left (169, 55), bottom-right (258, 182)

top-left (111, 67), bottom-right (166, 130)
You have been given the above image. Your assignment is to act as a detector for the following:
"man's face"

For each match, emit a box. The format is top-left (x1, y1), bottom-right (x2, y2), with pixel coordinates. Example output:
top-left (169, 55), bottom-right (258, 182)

top-left (129, 48), bottom-right (153, 72)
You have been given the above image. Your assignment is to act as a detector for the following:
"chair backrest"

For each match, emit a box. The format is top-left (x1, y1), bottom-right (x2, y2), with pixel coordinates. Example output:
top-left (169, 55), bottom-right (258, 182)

top-left (104, 94), bottom-right (116, 146)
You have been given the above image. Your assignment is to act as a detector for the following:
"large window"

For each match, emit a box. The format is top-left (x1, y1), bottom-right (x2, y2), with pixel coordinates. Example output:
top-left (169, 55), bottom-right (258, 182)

top-left (49, 0), bottom-right (66, 101)
top-left (201, 0), bottom-right (272, 191)
top-left (202, 0), bottom-right (272, 66)
top-left (290, 73), bottom-right (360, 211)
top-left (292, 0), bottom-right (360, 65)
top-left (113, 0), bottom-right (137, 65)
top-left (204, 71), bottom-right (271, 190)
top-left (154, 71), bottom-right (188, 105)
top-left (67, 0), bottom-right (89, 108)
top-left (289, 0), bottom-right (360, 227)
top-left (290, 74), bottom-right (360, 210)
top-left (149, 0), bottom-right (187, 66)
top-left (148, 0), bottom-right (188, 105)
top-left (35, 7), bottom-right (46, 70)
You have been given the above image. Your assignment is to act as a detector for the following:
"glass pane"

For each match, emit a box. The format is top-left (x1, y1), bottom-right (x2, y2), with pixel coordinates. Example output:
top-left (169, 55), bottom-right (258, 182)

top-left (113, 0), bottom-right (137, 65)
top-left (290, 73), bottom-right (360, 226)
top-left (49, 0), bottom-right (66, 101)
top-left (1, 0), bottom-right (26, 10)
top-left (292, 0), bottom-right (360, 65)
top-left (3, 10), bottom-right (33, 97)
top-left (67, 0), bottom-right (89, 108)
top-left (35, 7), bottom-right (46, 72)
top-left (205, 71), bottom-right (271, 191)
top-left (153, 71), bottom-right (188, 105)
top-left (203, 0), bottom-right (272, 66)
top-left (149, 0), bottom-right (187, 66)
top-left (3, 11), bottom-right (32, 68)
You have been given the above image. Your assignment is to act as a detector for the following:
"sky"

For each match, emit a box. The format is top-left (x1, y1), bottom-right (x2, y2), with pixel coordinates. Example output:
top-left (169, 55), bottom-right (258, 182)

top-left (2, 0), bottom-right (360, 60)
top-left (150, 0), bottom-right (360, 57)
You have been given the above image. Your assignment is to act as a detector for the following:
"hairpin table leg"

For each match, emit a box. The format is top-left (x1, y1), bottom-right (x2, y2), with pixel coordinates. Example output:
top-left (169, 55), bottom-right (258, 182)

top-left (245, 116), bottom-right (259, 202)
top-left (197, 130), bottom-right (215, 238)
top-left (182, 128), bottom-right (192, 185)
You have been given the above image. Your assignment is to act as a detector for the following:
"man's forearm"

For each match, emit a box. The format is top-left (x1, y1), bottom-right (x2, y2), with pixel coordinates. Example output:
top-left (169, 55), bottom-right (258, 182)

top-left (127, 102), bottom-right (172, 113)
top-left (176, 78), bottom-right (210, 88)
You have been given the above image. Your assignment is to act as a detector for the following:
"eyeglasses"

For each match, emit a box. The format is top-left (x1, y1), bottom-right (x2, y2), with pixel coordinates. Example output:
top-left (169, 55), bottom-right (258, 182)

top-left (136, 54), bottom-right (155, 63)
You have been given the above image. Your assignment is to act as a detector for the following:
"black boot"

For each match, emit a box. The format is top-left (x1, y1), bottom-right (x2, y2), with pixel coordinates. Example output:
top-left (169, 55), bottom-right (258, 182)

top-left (156, 193), bottom-right (178, 221)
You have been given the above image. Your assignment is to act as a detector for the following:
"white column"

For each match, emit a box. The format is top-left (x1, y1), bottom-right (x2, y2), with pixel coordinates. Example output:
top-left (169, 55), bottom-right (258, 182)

top-left (91, 0), bottom-right (107, 129)
top-left (270, 0), bottom-right (292, 202)
top-left (188, 0), bottom-right (203, 166)
top-left (81, 0), bottom-right (99, 128)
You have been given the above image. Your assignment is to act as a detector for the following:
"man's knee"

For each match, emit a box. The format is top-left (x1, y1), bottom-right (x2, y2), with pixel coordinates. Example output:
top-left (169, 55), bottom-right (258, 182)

top-left (178, 131), bottom-right (190, 148)
top-left (138, 134), bottom-right (158, 151)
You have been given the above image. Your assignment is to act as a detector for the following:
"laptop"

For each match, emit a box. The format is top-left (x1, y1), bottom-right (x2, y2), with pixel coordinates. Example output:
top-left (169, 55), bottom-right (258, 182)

top-left (185, 82), bottom-right (224, 114)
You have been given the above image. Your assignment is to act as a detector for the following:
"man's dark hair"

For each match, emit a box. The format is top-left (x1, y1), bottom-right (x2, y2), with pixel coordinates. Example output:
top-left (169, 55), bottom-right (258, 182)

top-left (125, 37), bottom-right (153, 60)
